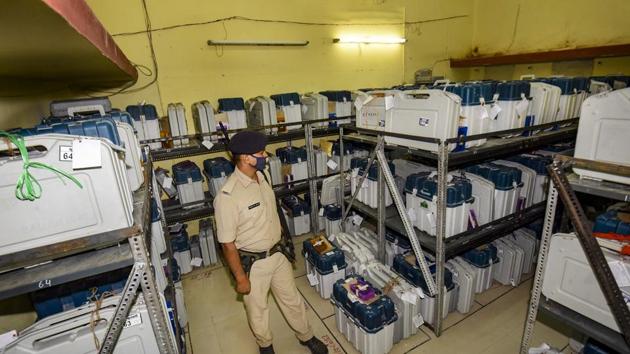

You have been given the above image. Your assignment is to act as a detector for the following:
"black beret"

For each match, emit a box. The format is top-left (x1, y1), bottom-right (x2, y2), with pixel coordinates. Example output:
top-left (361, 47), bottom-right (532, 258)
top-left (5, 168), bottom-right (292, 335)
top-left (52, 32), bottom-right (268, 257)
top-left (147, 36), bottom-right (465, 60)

top-left (227, 130), bottom-right (268, 154)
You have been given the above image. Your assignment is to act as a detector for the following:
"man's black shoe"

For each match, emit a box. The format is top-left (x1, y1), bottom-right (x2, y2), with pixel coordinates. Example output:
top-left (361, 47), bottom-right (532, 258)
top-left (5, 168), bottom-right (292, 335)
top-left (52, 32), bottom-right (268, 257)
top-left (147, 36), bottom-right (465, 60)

top-left (299, 337), bottom-right (328, 354)
top-left (259, 344), bottom-right (275, 354)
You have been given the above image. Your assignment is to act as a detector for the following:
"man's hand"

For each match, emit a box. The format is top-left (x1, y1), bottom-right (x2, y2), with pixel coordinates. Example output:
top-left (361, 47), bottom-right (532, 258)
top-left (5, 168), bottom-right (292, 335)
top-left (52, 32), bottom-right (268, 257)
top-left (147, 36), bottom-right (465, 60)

top-left (235, 276), bottom-right (251, 294)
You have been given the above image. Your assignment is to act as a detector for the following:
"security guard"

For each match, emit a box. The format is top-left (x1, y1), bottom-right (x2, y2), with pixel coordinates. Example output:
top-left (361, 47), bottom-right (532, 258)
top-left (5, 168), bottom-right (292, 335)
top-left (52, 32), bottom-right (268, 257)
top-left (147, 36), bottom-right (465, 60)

top-left (214, 130), bottom-right (328, 354)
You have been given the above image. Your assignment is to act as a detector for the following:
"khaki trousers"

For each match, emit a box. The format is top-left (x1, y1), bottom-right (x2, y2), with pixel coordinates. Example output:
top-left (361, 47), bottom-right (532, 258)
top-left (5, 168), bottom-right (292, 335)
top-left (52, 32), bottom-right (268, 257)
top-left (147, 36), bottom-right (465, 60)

top-left (243, 252), bottom-right (313, 347)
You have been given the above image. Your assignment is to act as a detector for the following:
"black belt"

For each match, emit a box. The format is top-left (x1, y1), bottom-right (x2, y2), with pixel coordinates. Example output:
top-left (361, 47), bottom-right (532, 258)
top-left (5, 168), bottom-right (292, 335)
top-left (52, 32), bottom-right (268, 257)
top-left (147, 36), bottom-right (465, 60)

top-left (239, 242), bottom-right (283, 260)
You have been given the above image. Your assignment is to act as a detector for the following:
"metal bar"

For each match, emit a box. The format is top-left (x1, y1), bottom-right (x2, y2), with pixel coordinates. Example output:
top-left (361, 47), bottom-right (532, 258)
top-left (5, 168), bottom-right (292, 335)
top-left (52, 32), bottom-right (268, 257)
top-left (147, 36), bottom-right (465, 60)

top-left (556, 155), bottom-right (630, 177)
top-left (98, 262), bottom-right (143, 354)
top-left (548, 161), bottom-right (630, 346)
top-left (434, 141), bottom-right (448, 336)
top-left (444, 118), bottom-right (579, 144)
top-left (375, 147), bottom-right (437, 296)
top-left (341, 139), bottom-right (382, 225)
top-left (339, 126), bottom-right (346, 231)
top-left (377, 137), bottom-right (387, 263)
top-left (519, 181), bottom-right (559, 354)
top-left (130, 233), bottom-right (178, 354)
top-left (350, 126), bottom-right (441, 144)
top-left (304, 123), bottom-right (320, 232)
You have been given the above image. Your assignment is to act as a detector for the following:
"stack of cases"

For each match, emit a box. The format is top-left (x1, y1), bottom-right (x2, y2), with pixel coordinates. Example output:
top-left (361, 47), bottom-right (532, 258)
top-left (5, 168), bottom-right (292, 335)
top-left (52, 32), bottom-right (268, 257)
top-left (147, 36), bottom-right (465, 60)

top-left (4, 296), bottom-right (164, 354)
top-left (303, 235), bottom-right (347, 299)
top-left (192, 101), bottom-right (217, 143)
top-left (167, 103), bottom-right (190, 146)
top-left (364, 262), bottom-right (423, 343)
top-left (574, 88), bottom-right (630, 185)
top-left (445, 259), bottom-right (476, 314)
top-left (246, 96), bottom-right (278, 133)
top-left (0, 134), bottom-right (133, 256)
top-left (270, 93), bottom-right (302, 131)
top-left (199, 219), bottom-right (219, 266)
top-left (404, 172), bottom-right (473, 238)
top-left (392, 254), bottom-right (457, 326)
top-left (492, 81), bottom-right (531, 132)
top-left (275, 146), bottom-right (308, 182)
top-left (549, 78), bottom-right (577, 121)
top-left (331, 276), bottom-right (398, 354)
top-left (527, 80), bottom-right (561, 125)
top-left (189, 235), bottom-right (204, 269)
top-left (492, 236), bottom-right (525, 286)
top-left (511, 228), bottom-right (539, 275)
top-left (172, 160), bottom-right (205, 208)
top-left (281, 195), bottom-right (311, 236)
top-left (465, 163), bottom-right (523, 220)
top-left (324, 204), bottom-right (342, 237)
top-left (461, 244), bottom-right (498, 293)
top-left (301, 93), bottom-right (329, 127)
top-left (218, 97), bottom-right (248, 131)
top-left (170, 225), bottom-right (193, 274)
top-left (350, 157), bottom-right (395, 209)
top-left (126, 104), bottom-right (162, 149)
top-left (384, 89), bottom-right (461, 152)
top-left (506, 154), bottom-right (551, 204)
top-left (203, 157), bottom-right (235, 197)
top-left (320, 91), bottom-right (353, 125)
top-left (384, 230), bottom-right (412, 266)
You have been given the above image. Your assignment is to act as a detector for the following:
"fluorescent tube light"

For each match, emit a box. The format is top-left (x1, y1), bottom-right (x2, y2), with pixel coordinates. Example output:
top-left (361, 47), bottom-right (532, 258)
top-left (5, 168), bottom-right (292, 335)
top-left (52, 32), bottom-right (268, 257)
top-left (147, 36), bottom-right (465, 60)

top-left (333, 36), bottom-right (407, 44)
top-left (207, 39), bottom-right (309, 46)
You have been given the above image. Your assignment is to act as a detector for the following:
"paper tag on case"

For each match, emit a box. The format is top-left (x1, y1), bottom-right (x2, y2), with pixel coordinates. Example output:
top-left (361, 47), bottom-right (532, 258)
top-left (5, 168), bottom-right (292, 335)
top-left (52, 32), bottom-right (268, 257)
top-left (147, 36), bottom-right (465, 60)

top-left (191, 258), bottom-right (203, 267)
top-left (609, 261), bottom-right (630, 287)
top-left (201, 140), bottom-right (214, 150)
top-left (516, 99), bottom-right (529, 117)
top-left (412, 314), bottom-right (424, 328)
top-left (352, 214), bottom-right (363, 226)
top-left (401, 291), bottom-right (418, 304)
top-left (327, 159), bottom-right (338, 170)
top-left (72, 138), bottom-right (101, 169)
top-left (490, 104), bottom-right (502, 120)
top-left (163, 176), bottom-right (173, 189)
top-left (307, 272), bottom-right (319, 286)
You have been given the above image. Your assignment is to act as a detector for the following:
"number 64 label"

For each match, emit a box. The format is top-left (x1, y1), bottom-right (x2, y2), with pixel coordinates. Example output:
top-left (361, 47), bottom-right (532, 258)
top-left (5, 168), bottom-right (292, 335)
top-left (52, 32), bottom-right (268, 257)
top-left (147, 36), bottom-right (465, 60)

top-left (59, 146), bottom-right (73, 161)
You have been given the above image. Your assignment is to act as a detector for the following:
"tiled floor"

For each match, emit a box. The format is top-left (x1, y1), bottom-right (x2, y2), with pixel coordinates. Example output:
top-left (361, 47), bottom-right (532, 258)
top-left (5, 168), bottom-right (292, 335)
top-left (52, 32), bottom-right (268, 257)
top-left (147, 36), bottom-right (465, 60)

top-left (183, 235), bottom-right (573, 353)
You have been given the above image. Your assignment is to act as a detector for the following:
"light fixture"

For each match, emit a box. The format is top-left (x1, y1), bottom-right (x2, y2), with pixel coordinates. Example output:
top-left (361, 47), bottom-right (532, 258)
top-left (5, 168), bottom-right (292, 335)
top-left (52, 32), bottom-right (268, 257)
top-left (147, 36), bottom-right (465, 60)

top-left (333, 36), bottom-right (407, 44)
top-left (207, 39), bottom-right (309, 46)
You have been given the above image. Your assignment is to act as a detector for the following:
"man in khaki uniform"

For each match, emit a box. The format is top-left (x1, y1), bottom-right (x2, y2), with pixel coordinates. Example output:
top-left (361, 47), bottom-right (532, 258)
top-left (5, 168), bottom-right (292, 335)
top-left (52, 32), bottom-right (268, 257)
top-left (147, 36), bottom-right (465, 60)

top-left (214, 131), bottom-right (328, 354)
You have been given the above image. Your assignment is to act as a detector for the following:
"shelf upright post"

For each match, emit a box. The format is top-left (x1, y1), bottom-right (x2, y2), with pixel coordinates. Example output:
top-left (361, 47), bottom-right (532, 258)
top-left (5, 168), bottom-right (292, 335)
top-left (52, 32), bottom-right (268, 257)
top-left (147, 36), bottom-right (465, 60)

top-left (339, 126), bottom-right (346, 231)
top-left (520, 179), bottom-right (559, 353)
top-left (434, 140), bottom-right (449, 337)
top-left (304, 122), bottom-right (320, 232)
top-left (377, 134), bottom-right (387, 263)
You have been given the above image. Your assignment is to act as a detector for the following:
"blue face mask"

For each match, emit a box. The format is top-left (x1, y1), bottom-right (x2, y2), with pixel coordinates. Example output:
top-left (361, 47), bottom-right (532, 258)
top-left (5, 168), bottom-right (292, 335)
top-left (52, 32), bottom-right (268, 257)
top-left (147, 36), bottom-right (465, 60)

top-left (250, 154), bottom-right (267, 171)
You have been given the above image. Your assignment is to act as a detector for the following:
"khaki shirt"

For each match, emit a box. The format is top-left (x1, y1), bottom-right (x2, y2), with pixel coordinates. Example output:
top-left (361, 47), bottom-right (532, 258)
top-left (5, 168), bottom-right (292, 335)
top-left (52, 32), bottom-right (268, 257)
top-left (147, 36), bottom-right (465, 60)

top-left (213, 167), bottom-right (281, 252)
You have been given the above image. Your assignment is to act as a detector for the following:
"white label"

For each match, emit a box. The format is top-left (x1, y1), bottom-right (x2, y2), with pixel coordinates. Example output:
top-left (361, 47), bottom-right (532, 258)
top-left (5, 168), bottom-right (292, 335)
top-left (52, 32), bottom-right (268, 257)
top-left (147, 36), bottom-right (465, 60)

top-left (516, 99), bottom-right (529, 117)
top-left (328, 234), bottom-right (336, 242)
top-left (318, 208), bottom-right (325, 217)
top-left (609, 261), bottom-right (630, 287)
top-left (412, 313), bottom-right (424, 328)
top-left (59, 146), bottom-right (73, 161)
top-left (201, 140), bottom-right (214, 150)
top-left (327, 159), bottom-right (338, 170)
top-left (490, 104), bottom-right (502, 120)
top-left (191, 258), bottom-right (203, 267)
top-left (72, 139), bottom-right (101, 169)
top-left (384, 96), bottom-right (394, 111)
top-left (333, 264), bottom-right (339, 273)
top-left (480, 107), bottom-right (490, 120)
top-left (124, 313), bottom-right (142, 328)
top-left (162, 177), bottom-right (173, 189)
top-left (352, 214), bottom-right (363, 226)
top-left (307, 272), bottom-right (319, 286)
top-left (0, 330), bottom-right (17, 348)
top-left (401, 291), bottom-right (418, 304)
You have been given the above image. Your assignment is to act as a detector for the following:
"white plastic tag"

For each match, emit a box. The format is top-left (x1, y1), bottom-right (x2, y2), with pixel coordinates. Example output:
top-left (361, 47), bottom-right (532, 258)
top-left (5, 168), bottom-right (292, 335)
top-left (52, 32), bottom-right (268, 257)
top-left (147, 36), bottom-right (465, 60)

top-left (480, 107), bottom-right (490, 119)
top-left (307, 272), bottom-right (319, 286)
top-left (609, 261), bottom-right (630, 287)
top-left (333, 264), bottom-right (339, 273)
top-left (191, 258), bottom-right (203, 267)
top-left (201, 140), bottom-right (214, 150)
top-left (352, 214), bottom-right (363, 226)
top-left (124, 313), bottom-right (143, 328)
top-left (384, 96), bottom-right (394, 111)
top-left (516, 99), bottom-right (529, 117)
top-left (327, 159), bottom-right (338, 170)
top-left (490, 104), bottom-right (502, 120)
top-left (401, 291), bottom-right (417, 304)
top-left (72, 139), bottom-right (101, 169)
top-left (412, 313), bottom-right (424, 328)
top-left (319, 208), bottom-right (325, 216)
top-left (163, 177), bottom-right (173, 189)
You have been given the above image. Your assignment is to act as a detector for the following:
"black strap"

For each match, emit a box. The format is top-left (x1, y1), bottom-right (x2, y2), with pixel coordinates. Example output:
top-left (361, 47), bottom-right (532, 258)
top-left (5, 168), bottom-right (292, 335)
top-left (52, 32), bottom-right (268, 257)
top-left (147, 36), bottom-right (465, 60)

top-left (260, 170), bottom-right (296, 263)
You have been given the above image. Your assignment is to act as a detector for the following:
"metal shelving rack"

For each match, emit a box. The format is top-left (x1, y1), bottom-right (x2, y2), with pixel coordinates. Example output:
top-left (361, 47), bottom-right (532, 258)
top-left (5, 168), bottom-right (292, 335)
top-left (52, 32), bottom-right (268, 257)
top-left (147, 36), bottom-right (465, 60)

top-left (339, 119), bottom-right (579, 337)
top-left (0, 151), bottom-right (179, 354)
top-left (520, 164), bottom-right (630, 354)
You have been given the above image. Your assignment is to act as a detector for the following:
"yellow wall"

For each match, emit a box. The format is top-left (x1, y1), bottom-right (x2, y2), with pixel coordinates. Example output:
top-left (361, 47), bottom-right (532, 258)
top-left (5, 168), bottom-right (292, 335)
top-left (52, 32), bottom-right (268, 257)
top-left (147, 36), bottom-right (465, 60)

top-left (469, 0), bottom-right (630, 80)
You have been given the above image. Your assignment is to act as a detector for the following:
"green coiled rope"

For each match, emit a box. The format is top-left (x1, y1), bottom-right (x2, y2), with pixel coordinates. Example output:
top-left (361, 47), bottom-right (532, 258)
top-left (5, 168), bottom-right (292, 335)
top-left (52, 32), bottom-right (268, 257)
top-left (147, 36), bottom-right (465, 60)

top-left (0, 131), bottom-right (82, 201)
